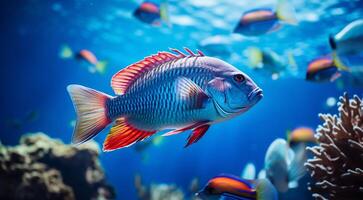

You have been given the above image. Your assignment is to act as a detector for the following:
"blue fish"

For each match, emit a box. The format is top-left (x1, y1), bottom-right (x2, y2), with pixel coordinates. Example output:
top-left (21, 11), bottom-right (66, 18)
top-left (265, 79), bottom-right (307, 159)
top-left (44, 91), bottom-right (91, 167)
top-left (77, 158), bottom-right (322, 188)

top-left (306, 56), bottom-right (341, 82)
top-left (234, 0), bottom-right (297, 36)
top-left (67, 48), bottom-right (263, 152)
top-left (133, 1), bottom-right (170, 26)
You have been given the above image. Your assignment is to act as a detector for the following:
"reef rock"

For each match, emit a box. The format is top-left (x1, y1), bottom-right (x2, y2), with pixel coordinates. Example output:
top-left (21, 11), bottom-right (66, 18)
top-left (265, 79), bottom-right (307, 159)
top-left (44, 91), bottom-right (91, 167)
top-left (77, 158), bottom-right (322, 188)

top-left (135, 174), bottom-right (186, 200)
top-left (0, 132), bottom-right (115, 200)
top-left (305, 93), bottom-right (363, 200)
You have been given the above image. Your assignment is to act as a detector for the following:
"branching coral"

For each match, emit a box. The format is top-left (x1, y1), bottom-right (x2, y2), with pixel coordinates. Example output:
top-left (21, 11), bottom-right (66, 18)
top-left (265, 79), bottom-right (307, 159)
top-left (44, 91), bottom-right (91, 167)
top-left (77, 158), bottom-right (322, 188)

top-left (305, 93), bottom-right (363, 200)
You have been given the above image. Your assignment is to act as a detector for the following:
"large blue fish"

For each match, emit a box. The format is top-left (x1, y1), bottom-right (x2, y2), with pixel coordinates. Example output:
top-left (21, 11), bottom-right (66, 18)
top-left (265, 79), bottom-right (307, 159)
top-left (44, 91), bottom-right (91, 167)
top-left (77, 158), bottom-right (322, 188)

top-left (234, 0), bottom-right (297, 36)
top-left (67, 48), bottom-right (263, 151)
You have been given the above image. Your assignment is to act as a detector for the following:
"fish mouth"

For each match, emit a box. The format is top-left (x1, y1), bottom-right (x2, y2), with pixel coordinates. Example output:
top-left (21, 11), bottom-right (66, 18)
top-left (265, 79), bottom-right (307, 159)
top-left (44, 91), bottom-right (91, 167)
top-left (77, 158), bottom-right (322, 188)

top-left (248, 88), bottom-right (263, 102)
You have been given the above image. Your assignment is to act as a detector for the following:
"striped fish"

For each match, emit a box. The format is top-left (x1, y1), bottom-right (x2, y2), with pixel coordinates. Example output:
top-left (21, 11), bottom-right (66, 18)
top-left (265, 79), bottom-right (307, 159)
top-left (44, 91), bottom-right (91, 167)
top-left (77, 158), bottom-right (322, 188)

top-left (233, 0), bottom-right (297, 36)
top-left (67, 48), bottom-right (263, 151)
top-left (197, 174), bottom-right (277, 200)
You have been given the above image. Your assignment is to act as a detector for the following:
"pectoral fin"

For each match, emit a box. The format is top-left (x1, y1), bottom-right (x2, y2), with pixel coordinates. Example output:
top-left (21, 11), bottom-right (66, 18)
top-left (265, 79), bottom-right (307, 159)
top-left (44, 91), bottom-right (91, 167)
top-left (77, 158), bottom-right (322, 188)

top-left (185, 124), bottom-right (210, 147)
top-left (176, 77), bottom-right (210, 109)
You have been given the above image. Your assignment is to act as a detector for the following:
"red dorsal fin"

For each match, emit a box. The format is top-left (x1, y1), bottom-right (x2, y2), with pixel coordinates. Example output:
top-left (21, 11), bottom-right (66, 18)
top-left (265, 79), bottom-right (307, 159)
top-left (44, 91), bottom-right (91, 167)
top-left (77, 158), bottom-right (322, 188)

top-left (111, 52), bottom-right (176, 95)
top-left (185, 124), bottom-right (210, 147)
top-left (103, 118), bottom-right (156, 151)
top-left (111, 48), bottom-right (205, 95)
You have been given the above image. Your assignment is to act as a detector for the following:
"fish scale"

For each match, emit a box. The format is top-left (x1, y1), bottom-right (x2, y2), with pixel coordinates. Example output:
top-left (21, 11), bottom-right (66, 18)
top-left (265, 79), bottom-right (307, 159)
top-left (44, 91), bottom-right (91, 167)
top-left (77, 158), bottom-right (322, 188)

top-left (107, 57), bottom-right (212, 130)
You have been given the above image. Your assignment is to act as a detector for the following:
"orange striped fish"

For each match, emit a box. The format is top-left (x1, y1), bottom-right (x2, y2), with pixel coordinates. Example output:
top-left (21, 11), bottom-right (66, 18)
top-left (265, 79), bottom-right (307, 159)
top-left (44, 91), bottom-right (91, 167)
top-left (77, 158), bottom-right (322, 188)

top-left (197, 174), bottom-right (277, 200)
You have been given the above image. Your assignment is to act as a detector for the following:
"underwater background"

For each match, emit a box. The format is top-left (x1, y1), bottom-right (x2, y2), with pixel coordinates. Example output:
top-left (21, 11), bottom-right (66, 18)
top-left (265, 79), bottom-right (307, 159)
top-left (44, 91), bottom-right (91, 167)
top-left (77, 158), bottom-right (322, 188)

top-left (1, 0), bottom-right (363, 199)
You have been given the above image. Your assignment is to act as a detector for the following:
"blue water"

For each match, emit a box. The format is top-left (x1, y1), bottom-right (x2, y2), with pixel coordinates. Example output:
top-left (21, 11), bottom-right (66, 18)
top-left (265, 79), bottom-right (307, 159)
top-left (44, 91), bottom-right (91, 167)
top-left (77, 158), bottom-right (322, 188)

top-left (1, 0), bottom-right (363, 199)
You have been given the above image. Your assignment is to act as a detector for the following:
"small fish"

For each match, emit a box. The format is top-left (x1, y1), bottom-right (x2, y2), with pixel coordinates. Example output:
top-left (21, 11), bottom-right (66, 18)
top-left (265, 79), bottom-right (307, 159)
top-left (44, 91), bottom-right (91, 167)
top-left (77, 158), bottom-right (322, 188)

top-left (234, 0), bottom-right (297, 36)
top-left (245, 47), bottom-right (296, 80)
top-left (59, 45), bottom-right (107, 74)
top-left (197, 174), bottom-right (277, 200)
top-left (330, 19), bottom-right (363, 70)
top-left (133, 1), bottom-right (170, 26)
top-left (241, 162), bottom-right (256, 180)
top-left (246, 47), bottom-right (285, 79)
top-left (67, 48), bottom-right (263, 152)
top-left (306, 56), bottom-right (341, 82)
top-left (264, 138), bottom-right (306, 193)
top-left (287, 127), bottom-right (316, 146)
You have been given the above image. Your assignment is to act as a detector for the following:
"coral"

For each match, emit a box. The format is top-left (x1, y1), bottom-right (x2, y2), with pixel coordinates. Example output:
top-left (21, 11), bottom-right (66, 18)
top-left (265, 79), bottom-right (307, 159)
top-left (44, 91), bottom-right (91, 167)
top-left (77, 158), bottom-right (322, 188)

top-left (135, 174), bottom-right (187, 200)
top-left (305, 93), bottom-right (363, 200)
top-left (0, 132), bottom-right (115, 200)
top-left (150, 184), bottom-right (184, 200)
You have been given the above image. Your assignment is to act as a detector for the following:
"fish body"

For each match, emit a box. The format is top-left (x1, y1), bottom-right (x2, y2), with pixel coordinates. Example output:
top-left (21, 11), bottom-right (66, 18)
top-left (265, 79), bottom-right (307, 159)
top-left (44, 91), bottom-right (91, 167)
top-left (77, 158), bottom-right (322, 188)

top-left (234, 0), bottom-right (297, 36)
top-left (306, 56), bottom-right (340, 82)
top-left (67, 48), bottom-right (262, 151)
top-left (330, 19), bottom-right (363, 70)
top-left (197, 174), bottom-right (277, 200)
top-left (134, 2), bottom-right (161, 25)
top-left (246, 47), bottom-right (291, 80)
top-left (59, 45), bottom-right (107, 74)
top-left (288, 127), bottom-right (315, 145)
top-left (133, 1), bottom-right (170, 26)
top-left (264, 138), bottom-right (306, 193)
top-left (77, 49), bottom-right (98, 65)
top-left (246, 47), bottom-right (285, 75)
top-left (234, 9), bottom-right (279, 36)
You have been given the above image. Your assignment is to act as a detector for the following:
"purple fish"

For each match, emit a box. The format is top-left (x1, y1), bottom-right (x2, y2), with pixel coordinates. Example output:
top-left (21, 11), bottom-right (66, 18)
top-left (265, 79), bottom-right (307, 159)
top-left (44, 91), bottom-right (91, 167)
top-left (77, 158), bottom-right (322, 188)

top-left (67, 48), bottom-right (263, 151)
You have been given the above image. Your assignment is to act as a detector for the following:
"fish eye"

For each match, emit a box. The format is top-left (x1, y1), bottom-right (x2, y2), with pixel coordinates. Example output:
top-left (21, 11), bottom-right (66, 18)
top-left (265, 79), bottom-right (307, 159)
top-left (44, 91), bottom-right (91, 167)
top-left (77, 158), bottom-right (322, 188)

top-left (233, 74), bottom-right (245, 83)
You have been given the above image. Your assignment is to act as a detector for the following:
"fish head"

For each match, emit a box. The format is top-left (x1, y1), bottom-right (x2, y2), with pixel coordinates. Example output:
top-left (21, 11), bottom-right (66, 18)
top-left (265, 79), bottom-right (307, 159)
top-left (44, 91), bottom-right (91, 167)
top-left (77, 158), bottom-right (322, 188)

top-left (207, 59), bottom-right (263, 117)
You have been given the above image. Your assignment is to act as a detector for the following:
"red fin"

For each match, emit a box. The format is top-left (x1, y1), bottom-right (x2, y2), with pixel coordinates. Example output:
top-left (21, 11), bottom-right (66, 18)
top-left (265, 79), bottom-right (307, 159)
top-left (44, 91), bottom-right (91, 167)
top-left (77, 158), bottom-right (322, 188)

top-left (111, 52), bottom-right (177, 95)
top-left (162, 121), bottom-right (209, 137)
top-left (185, 124), bottom-right (210, 147)
top-left (103, 118), bottom-right (156, 151)
top-left (111, 48), bottom-right (206, 95)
